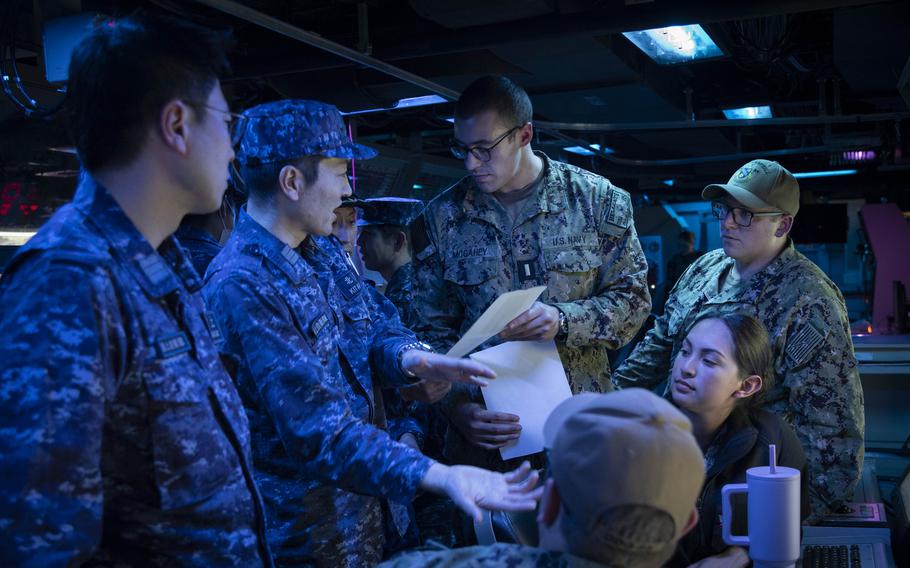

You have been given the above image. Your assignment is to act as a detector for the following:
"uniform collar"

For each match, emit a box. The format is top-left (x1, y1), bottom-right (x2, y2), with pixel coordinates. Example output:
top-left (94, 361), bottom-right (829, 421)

top-left (233, 209), bottom-right (314, 284)
top-left (76, 173), bottom-right (199, 297)
top-left (460, 151), bottom-right (567, 226)
top-left (386, 262), bottom-right (412, 289)
top-left (175, 224), bottom-right (221, 248)
top-left (706, 239), bottom-right (796, 305)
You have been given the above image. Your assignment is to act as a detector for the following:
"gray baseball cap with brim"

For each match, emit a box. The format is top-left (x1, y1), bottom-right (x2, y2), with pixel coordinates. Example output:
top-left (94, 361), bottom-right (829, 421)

top-left (235, 99), bottom-right (378, 166)
top-left (702, 159), bottom-right (800, 216)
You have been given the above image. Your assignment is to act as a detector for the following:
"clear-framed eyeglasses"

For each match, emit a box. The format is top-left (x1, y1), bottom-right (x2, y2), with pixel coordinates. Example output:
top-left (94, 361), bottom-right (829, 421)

top-left (449, 123), bottom-right (525, 162)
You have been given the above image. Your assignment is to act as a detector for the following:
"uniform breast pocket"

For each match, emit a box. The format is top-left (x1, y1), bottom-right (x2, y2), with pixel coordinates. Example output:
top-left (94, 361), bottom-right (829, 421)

top-left (143, 364), bottom-right (238, 510)
top-left (341, 299), bottom-right (373, 334)
top-left (444, 257), bottom-right (500, 309)
top-left (543, 248), bottom-right (603, 301)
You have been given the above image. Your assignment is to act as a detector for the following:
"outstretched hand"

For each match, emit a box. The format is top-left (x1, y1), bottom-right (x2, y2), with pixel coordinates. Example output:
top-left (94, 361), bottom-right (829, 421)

top-left (420, 461), bottom-right (543, 523)
top-left (400, 350), bottom-right (495, 387)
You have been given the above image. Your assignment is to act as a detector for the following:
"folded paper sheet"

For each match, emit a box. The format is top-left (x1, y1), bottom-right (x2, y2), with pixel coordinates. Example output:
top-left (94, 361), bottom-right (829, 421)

top-left (445, 285), bottom-right (546, 359)
top-left (470, 340), bottom-right (572, 460)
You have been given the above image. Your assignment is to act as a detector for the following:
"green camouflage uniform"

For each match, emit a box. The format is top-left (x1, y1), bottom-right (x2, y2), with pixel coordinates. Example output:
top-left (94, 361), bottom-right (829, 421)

top-left (613, 242), bottom-right (864, 515)
top-left (379, 543), bottom-right (609, 567)
top-left (412, 152), bottom-right (651, 470)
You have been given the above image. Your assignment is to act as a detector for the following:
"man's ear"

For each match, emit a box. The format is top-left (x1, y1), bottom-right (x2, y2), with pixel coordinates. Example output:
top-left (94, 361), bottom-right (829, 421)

top-left (278, 164), bottom-right (301, 201)
top-left (775, 214), bottom-right (793, 237)
top-left (159, 99), bottom-right (191, 155)
top-left (681, 508), bottom-right (700, 537)
top-left (518, 122), bottom-right (534, 147)
top-left (537, 478), bottom-right (561, 527)
top-left (394, 229), bottom-right (407, 253)
top-left (733, 375), bottom-right (763, 400)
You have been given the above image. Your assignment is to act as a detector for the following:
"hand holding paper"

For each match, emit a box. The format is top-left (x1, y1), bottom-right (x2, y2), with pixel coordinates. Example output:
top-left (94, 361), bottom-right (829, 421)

top-left (498, 301), bottom-right (561, 341)
top-left (469, 340), bottom-right (572, 460)
top-left (446, 286), bottom-right (547, 359)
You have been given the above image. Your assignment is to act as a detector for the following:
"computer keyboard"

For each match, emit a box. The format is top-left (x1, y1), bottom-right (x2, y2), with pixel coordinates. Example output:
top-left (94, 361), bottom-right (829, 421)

top-left (801, 544), bottom-right (863, 567)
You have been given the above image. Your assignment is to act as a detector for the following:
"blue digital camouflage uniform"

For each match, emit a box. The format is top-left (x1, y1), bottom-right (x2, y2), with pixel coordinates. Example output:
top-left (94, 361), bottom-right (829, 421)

top-left (378, 260), bottom-right (457, 549)
top-left (411, 152), bottom-right (651, 470)
top-left (203, 210), bottom-right (434, 567)
top-left (613, 242), bottom-right (864, 515)
top-left (0, 175), bottom-right (271, 567)
top-left (175, 224), bottom-right (223, 276)
top-left (379, 543), bottom-right (610, 567)
top-left (385, 262), bottom-right (416, 327)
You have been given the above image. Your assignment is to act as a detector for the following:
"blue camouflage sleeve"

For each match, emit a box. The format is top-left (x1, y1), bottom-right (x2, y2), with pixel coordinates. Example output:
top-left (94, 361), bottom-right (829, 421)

top-left (362, 284), bottom-right (421, 389)
top-left (209, 275), bottom-right (433, 501)
top-left (0, 256), bottom-right (120, 566)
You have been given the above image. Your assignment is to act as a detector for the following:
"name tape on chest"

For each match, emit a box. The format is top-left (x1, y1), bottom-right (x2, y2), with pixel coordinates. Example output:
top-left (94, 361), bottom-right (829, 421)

top-left (338, 270), bottom-right (363, 300)
top-left (310, 312), bottom-right (332, 340)
top-left (156, 332), bottom-right (192, 359)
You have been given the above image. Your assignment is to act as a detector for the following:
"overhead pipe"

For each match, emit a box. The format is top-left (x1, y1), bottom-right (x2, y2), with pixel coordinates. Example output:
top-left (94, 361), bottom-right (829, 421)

top-left (536, 112), bottom-right (910, 133)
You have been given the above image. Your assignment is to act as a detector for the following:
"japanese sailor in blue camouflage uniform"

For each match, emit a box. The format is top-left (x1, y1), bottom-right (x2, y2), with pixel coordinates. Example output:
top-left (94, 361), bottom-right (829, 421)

top-left (0, 13), bottom-right (271, 567)
top-left (203, 98), bottom-right (542, 567)
top-left (358, 197), bottom-right (456, 548)
top-left (410, 76), bottom-right (651, 472)
top-left (613, 159), bottom-right (865, 519)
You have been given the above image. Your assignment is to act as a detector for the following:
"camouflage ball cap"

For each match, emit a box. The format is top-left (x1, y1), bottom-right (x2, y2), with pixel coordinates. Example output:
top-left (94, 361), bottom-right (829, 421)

top-left (357, 197), bottom-right (424, 228)
top-left (543, 389), bottom-right (704, 544)
top-left (702, 159), bottom-right (800, 215)
top-left (235, 99), bottom-right (378, 166)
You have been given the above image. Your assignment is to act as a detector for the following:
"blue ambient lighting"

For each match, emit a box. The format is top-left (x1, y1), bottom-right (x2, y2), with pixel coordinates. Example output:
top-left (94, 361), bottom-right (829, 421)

top-left (791, 169), bottom-right (858, 179)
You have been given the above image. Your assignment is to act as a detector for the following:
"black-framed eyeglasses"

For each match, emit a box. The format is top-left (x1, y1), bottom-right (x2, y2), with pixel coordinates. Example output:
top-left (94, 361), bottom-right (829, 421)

top-left (711, 201), bottom-right (784, 227)
top-left (190, 101), bottom-right (249, 148)
top-left (449, 124), bottom-right (525, 162)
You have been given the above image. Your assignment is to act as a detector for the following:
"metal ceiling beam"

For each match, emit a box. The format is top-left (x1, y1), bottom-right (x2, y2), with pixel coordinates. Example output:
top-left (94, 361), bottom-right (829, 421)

top-left (190, 0), bottom-right (460, 101)
top-left (537, 112), bottom-right (910, 133)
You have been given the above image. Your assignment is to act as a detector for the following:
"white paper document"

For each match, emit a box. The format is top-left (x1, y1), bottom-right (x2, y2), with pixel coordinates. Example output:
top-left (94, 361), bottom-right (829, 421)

top-left (469, 340), bottom-right (572, 460)
top-left (445, 285), bottom-right (546, 359)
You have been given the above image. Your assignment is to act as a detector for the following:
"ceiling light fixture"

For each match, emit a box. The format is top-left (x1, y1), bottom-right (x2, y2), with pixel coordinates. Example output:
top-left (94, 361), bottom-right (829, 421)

top-left (563, 143), bottom-right (614, 156)
top-left (343, 94), bottom-right (448, 116)
top-left (622, 24), bottom-right (723, 65)
top-left (722, 106), bottom-right (773, 120)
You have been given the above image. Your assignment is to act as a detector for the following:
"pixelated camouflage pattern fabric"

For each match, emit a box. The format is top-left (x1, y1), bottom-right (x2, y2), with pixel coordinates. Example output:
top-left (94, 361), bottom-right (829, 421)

top-left (0, 176), bottom-right (270, 567)
top-left (235, 99), bottom-right (376, 166)
top-left (203, 211), bottom-right (432, 567)
top-left (175, 224), bottom-right (223, 276)
top-left (613, 243), bottom-right (864, 515)
top-left (411, 152), bottom-right (651, 471)
top-left (379, 543), bottom-right (610, 567)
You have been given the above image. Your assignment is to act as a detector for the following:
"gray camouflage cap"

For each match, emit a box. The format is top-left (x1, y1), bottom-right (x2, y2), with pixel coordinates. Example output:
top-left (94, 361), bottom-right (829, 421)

top-left (235, 99), bottom-right (378, 166)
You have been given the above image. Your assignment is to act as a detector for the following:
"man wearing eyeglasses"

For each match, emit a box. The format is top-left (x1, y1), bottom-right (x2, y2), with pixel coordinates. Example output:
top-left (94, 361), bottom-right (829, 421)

top-left (410, 76), bottom-right (651, 473)
top-left (614, 159), bottom-right (864, 521)
top-left (0, 13), bottom-right (273, 567)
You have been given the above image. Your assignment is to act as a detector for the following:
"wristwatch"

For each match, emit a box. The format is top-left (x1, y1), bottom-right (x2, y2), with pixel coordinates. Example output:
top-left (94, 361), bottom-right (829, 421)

top-left (397, 341), bottom-right (435, 381)
top-left (556, 308), bottom-right (568, 340)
